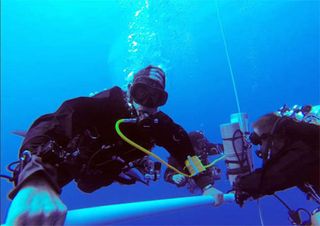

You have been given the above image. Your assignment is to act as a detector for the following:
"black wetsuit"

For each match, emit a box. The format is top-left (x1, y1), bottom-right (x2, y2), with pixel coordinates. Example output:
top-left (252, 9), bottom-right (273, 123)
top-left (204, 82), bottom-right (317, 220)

top-left (235, 117), bottom-right (320, 199)
top-left (10, 86), bottom-right (212, 198)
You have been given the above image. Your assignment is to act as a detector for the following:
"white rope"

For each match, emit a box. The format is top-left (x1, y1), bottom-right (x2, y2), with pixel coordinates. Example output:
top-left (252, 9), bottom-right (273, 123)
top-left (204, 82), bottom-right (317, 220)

top-left (215, 0), bottom-right (241, 114)
top-left (215, 2), bottom-right (265, 226)
top-left (257, 199), bottom-right (265, 226)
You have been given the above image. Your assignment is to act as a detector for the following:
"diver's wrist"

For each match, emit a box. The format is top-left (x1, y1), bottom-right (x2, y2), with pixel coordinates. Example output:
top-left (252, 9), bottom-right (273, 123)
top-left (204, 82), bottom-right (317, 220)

top-left (202, 184), bottom-right (213, 192)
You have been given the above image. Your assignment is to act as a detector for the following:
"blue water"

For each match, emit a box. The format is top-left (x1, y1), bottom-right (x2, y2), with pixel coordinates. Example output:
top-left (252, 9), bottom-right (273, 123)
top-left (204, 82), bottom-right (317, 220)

top-left (1, 0), bottom-right (319, 225)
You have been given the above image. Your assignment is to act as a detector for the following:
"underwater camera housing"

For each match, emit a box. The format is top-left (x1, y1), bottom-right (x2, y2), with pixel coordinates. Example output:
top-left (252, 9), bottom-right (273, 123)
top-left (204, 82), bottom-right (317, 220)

top-left (220, 113), bottom-right (254, 186)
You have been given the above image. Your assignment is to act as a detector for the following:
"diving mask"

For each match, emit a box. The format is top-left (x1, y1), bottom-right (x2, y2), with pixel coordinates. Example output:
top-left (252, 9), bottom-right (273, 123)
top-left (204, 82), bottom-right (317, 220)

top-left (130, 80), bottom-right (168, 108)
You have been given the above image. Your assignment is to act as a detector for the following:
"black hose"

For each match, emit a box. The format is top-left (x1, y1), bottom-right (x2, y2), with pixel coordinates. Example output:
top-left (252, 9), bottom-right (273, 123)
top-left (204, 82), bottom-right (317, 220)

top-left (273, 193), bottom-right (292, 211)
top-left (232, 129), bottom-right (244, 168)
top-left (0, 174), bottom-right (13, 182)
top-left (7, 160), bottom-right (20, 172)
top-left (297, 208), bottom-right (311, 219)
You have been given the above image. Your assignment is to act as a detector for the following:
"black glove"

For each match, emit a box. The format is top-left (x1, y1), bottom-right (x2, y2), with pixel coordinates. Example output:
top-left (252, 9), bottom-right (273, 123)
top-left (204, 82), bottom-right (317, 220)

top-left (235, 190), bottom-right (251, 207)
top-left (233, 174), bottom-right (260, 207)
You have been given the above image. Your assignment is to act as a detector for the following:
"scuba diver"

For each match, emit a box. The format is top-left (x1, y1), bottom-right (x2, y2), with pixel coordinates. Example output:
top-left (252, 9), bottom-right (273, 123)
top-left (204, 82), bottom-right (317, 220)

top-left (4, 65), bottom-right (224, 226)
top-left (165, 131), bottom-right (223, 193)
top-left (233, 105), bottom-right (320, 224)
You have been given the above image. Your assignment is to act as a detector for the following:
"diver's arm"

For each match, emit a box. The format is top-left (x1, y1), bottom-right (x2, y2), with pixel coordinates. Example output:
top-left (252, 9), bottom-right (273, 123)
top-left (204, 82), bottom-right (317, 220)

top-left (152, 112), bottom-right (223, 204)
top-left (8, 97), bottom-right (86, 199)
top-left (153, 112), bottom-right (214, 188)
top-left (10, 87), bottom-right (125, 200)
top-left (234, 141), bottom-right (318, 204)
top-left (152, 112), bottom-right (195, 165)
top-left (164, 157), bottom-right (187, 187)
top-left (164, 157), bottom-right (179, 184)
top-left (6, 173), bottom-right (67, 226)
top-left (9, 154), bottom-right (63, 199)
top-left (6, 96), bottom-right (99, 225)
top-left (202, 186), bottom-right (224, 206)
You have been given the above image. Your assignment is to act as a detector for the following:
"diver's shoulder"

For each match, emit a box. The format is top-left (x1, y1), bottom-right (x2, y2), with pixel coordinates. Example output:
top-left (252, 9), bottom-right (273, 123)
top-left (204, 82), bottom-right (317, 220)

top-left (59, 86), bottom-right (125, 109)
top-left (91, 86), bottom-right (125, 99)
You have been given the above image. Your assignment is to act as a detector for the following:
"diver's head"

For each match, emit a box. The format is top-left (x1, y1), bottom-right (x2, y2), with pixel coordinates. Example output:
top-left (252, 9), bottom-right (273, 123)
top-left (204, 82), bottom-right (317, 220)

top-left (129, 65), bottom-right (168, 112)
top-left (250, 113), bottom-right (287, 160)
top-left (250, 113), bottom-right (281, 144)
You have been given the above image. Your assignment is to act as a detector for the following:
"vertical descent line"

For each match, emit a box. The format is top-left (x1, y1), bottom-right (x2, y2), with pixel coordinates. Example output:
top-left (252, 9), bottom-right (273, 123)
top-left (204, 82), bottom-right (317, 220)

top-left (215, 0), bottom-right (241, 113)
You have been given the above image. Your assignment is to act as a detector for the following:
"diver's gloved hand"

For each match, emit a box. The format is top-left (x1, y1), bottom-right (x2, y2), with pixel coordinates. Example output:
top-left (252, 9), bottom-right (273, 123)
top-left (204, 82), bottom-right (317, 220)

top-left (202, 185), bottom-right (224, 206)
top-left (235, 190), bottom-right (251, 207)
top-left (5, 174), bottom-right (67, 226)
top-left (232, 175), bottom-right (254, 207)
top-left (172, 174), bottom-right (187, 187)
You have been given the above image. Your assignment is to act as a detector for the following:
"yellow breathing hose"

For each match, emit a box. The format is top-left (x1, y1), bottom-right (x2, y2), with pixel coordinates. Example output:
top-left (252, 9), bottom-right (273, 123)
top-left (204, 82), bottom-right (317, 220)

top-left (115, 119), bottom-right (225, 178)
top-left (205, 155), bottom-right (226, 168)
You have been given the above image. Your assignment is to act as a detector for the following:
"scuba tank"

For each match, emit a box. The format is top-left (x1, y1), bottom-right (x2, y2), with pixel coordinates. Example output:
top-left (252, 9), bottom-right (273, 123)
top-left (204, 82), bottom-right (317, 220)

top-left (220, 113), bottom-right (253, 186)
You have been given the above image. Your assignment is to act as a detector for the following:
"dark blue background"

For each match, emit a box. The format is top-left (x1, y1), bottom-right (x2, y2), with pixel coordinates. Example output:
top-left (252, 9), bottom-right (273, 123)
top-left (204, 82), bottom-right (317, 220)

top-left (1, 0), bottom-right (319, 225)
